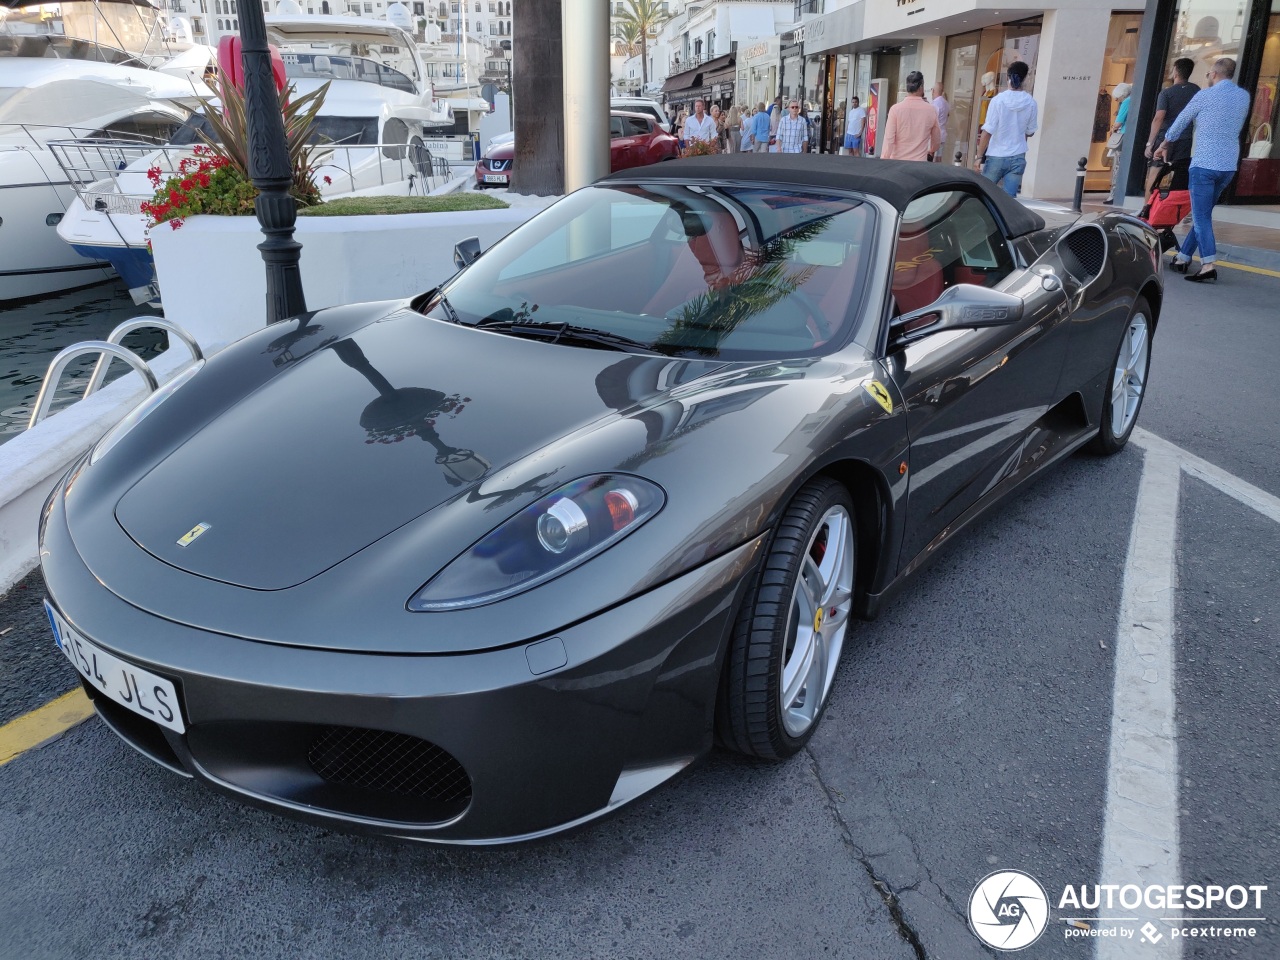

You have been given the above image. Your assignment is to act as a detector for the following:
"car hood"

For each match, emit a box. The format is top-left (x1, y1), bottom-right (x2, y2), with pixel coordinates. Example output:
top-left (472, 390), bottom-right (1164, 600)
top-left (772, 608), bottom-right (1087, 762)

top-left (113, 314), bottom-right (723, 590)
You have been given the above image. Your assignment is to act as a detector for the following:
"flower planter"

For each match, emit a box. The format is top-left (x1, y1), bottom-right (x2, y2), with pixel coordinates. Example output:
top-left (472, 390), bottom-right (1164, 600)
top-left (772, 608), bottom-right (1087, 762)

top-left (151, 206), bottom-right (545, 351)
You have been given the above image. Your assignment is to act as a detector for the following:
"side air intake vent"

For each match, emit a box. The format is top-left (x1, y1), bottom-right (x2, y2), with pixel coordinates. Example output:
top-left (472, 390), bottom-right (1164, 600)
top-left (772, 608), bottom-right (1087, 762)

top-left (1057, 225), bottom-right (1107, 285)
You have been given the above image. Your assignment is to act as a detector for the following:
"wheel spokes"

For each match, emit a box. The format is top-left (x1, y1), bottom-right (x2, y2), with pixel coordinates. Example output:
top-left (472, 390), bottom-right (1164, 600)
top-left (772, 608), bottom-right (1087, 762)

top-left (780, 506), bottom-right (856, 738)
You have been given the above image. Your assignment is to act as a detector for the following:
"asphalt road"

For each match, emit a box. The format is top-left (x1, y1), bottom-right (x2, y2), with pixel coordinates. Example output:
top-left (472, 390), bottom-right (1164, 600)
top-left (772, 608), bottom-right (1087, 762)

top-left (1, 266), bottom-right (1276, 960)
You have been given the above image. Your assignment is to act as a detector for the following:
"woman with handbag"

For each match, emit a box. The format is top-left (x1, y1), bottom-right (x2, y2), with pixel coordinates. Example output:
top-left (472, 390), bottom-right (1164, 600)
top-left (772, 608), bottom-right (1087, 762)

top-left (1104, 82), bottom-right (1132, 204)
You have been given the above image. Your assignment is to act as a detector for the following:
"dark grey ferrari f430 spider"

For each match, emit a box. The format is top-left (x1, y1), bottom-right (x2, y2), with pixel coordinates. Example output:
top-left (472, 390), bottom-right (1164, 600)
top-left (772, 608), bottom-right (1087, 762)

top-left (40, 155), bottom-right (1163, 843)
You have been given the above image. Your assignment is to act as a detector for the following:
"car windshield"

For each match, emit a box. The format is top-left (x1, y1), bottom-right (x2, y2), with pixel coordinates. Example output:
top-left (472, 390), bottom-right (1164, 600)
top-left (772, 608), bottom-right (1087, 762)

top-left (437, 183), bottom-right (877, 360)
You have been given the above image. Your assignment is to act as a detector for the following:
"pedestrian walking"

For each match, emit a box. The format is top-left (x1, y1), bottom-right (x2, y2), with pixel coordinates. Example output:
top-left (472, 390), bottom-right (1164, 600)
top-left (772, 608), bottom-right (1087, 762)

top-left (675, 108), bottom-right (688, 148)
top-left (710, 103), bottom-right (728, 152)
top-left (726, 104), bottom-right (741, 154)
top-left (769, 97), bottom-right (782, 151)
top-left (776, 100), bottom-right (809, 153)
top-left (684, 99), bottom-right (717, 145)
top-left (880, 71), bottom-right (940, 162)
top-left (931, 83), bottom-right (950, 162)
top-left (1155, 57), bottom-right (1251, 283)
top-left (973, 61), bottom-right (1038, 197)
top-left (750, 101), bottom-right (771, 153)
top-left (1143, 58), bottom-right (1199, 195)
top-left (842, 96), bottom-right (866, 156)
top-left (1103, 82), bottom-right (1132, 204)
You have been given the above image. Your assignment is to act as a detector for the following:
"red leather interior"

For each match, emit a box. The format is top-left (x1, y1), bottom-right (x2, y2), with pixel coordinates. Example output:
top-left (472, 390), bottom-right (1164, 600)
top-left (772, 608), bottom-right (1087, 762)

top-left (892, 227), bottom-right (945, 314)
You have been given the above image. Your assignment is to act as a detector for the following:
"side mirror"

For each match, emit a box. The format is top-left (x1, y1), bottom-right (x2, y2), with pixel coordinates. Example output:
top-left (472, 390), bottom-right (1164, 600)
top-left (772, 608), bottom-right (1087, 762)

top-left (889, 284), bottom-right (1024, 348)
top-left (453, 236), bottom-right (482, 270)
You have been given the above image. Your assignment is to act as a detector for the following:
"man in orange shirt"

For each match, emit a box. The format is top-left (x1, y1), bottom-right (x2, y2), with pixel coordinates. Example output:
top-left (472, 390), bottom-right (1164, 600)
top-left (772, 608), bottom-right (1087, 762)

top-left (880, 71), bottom-right (941, 162)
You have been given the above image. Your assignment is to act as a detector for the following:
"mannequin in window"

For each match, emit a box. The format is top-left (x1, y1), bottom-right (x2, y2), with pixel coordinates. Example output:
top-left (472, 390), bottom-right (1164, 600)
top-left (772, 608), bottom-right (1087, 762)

top-left (978, 71), bottom-right (998, 127)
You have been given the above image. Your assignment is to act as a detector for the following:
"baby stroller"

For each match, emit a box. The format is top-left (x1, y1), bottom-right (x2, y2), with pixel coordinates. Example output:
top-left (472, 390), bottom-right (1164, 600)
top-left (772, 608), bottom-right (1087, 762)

top-left (1139, 162), bottom-right (1191, 253)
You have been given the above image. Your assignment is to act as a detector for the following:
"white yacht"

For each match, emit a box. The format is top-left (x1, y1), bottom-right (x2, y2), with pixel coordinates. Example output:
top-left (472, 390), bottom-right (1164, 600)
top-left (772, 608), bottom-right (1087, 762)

top-left (55, 13), bottom-right (455, 305)
top-left (0, 0), bottom-right (213, 302)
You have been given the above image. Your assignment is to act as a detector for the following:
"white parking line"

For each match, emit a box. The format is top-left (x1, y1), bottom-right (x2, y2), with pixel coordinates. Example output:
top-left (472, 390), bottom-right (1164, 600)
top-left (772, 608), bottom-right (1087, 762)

top-left (1134, 428), bottom-right (1280, 524)
top-left (1097, 440), bottom-right (1183, 958)
top-left (1097, 431), bottom-right (1280, 958)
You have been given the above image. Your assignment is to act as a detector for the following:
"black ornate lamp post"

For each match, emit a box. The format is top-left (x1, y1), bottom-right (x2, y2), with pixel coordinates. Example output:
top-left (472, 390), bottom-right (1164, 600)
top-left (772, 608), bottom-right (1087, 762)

top-left (239, 1), bottom-right (307, 323)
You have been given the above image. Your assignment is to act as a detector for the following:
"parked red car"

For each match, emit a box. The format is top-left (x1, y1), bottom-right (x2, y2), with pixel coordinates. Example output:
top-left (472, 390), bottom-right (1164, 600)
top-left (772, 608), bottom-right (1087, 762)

top-left (475, 111), bottom-right (679, 187)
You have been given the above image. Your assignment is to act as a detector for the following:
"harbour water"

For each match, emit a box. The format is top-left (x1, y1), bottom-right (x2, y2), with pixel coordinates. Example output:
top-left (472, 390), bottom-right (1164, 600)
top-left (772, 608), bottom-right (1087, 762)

top-left (0, 281), bottom-right (165, 444)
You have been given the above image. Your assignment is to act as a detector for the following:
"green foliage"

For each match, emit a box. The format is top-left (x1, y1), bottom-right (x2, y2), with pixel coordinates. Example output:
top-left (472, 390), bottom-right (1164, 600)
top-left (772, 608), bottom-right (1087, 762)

top-left (680, 138), bottom-right (720, 158)
top-left (299, 194), bottom-right (510, 216)
top-left (197, 73), bottom-right (328, 206)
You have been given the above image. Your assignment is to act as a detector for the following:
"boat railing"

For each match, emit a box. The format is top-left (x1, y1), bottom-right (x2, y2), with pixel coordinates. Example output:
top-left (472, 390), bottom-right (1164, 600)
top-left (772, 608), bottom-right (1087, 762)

top-left (46, 138), bottom-right (456, 207)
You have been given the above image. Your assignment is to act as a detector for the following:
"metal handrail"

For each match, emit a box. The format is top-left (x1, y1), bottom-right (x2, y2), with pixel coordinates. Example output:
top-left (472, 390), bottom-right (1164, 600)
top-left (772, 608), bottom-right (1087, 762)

top-left (28, 343), bottom-right (159, 429)
top-left (47, 137), bottom-right (455, 200)
top-left (84, 318), bottom-right (203, 397)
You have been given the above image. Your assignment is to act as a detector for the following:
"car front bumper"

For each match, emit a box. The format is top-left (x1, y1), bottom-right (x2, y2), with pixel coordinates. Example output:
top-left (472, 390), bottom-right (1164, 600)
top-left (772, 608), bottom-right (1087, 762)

top-left (41, 486), bottom-right (764, 844)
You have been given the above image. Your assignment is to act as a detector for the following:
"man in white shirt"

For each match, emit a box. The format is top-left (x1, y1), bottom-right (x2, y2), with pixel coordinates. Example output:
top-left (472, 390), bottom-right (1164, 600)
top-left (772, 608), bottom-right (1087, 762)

top-left (683, 99), bottom-right (717, 146)
top-left (842, 96), bottom-right (867, 157)
top-left (931, 83), bottom-right (950, 162)
top-left (973, 61), bottom-right (1037, 197)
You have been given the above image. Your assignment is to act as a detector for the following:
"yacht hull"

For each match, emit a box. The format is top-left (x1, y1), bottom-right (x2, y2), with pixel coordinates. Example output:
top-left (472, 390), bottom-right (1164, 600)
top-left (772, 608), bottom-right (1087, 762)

top-left (0, 156), bottom-right (114, 302)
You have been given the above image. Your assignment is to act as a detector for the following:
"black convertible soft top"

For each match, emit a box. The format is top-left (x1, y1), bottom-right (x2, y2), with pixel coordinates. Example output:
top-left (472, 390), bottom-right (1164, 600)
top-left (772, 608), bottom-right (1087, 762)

top-left (603, 154), bottom-right (1046, 239)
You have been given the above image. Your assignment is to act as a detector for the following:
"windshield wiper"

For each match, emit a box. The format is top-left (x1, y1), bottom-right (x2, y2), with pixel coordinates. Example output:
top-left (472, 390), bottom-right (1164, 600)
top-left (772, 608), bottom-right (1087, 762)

top-left (434, 292), bottom-right (461, 324)
top-left (474, 319), bottom-right (656, 353)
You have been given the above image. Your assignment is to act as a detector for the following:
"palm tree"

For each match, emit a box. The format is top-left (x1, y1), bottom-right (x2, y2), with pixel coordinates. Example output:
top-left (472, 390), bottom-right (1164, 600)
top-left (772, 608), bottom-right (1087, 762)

top-left (510, 0), bottom-right (563, 195)
top-left (615, 19), bottom-right (642, 59)
top-left (619, 0), bottom-right (669, 87)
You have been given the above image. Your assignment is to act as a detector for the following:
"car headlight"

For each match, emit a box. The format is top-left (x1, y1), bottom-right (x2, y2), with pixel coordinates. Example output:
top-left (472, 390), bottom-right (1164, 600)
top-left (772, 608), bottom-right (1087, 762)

top-left (89, 361), bottom-right (204, 465)
top-left (408, 474), bottom-right (665, 611)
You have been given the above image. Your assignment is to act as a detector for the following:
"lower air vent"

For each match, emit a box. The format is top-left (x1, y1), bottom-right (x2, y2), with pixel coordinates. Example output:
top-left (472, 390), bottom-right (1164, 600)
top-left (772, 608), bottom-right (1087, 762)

top-left (308, 726), bottom-right (472, 805)
top-left (1058, 225), bottom-right (1107, 284)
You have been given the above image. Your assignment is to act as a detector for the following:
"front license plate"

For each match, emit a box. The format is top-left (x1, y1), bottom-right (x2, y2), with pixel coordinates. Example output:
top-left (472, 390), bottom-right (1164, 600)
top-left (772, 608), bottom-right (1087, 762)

top-left (45, 602), bottom-right (185, 734)
top-left (483, 174), bottom-right (507, 183)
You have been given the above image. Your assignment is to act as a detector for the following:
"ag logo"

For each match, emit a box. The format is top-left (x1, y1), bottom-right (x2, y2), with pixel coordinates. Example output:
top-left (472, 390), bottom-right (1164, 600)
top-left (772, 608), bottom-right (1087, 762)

top-left (968, 870), bottom-right (1050, 951)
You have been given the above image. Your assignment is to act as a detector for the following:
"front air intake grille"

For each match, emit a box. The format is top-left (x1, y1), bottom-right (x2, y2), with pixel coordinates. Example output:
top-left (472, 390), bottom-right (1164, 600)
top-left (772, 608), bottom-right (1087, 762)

top-left (307, 726), bottom-right (472, 804)
top-left (1058, 225), bottom-right (1107, 284)
top-left (488, 158), bottom-right (510, 171)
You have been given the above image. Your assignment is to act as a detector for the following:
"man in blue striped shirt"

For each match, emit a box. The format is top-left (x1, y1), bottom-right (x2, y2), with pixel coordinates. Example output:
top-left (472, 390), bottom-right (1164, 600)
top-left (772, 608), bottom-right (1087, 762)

top-left (1154, 57), bottom-right (1250, 283)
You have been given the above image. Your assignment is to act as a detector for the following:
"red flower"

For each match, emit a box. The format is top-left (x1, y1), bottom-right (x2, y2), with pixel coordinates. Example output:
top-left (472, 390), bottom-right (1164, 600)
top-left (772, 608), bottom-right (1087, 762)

top-left (323, 175), bottom-right (332, 185)
top-left (196, 172), bottom-right (210, 188)
top-left (146, 165), bottom-right (163, 187)
top-left (181, 178), bottom-right (195, 191)
top-left (169, 217), bottom-right (185, 230)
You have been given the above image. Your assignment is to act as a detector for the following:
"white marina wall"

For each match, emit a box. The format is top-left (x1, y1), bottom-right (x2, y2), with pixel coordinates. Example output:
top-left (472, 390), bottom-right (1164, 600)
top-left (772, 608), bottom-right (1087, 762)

top-left (150, 204), bottom-right (549, 352)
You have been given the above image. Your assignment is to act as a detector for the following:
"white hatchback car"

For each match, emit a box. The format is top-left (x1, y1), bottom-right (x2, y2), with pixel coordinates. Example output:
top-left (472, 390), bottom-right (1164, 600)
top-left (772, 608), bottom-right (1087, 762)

top-left (610, 97), bottom-right (670, 133)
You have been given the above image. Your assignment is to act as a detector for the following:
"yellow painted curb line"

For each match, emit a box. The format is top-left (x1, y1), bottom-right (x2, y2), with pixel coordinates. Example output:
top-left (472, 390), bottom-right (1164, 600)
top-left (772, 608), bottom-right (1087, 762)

top-left (1216, 260), bottom-right (1280, 278)
top-left (0, 689), bottom-right (95, 767)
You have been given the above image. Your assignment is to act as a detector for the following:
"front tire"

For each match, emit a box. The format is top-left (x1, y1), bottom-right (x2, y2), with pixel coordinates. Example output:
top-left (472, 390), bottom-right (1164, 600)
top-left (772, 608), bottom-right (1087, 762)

top-left (717, 477), bottom-right (856, 759)
top-left (1089, 296), bottom-right (1152, 455)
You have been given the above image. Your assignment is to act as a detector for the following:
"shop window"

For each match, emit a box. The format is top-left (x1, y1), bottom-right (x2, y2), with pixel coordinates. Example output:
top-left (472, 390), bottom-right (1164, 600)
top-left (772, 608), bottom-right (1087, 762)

top-left (1238, 0), bottom-right (1279, 198)
top-left (1081, 13), bottom-right (1144, 192)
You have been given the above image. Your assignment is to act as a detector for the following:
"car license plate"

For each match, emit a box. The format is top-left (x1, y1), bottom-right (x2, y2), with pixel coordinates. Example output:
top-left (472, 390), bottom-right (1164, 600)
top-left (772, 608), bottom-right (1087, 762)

top-left (483, 174), bottom-right (507, 183)
top-left (45, 602), bottom-right (185, 734)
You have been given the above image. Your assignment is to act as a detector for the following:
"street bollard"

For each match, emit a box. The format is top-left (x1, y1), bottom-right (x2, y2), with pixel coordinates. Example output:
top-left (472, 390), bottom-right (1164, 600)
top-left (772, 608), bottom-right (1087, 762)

top-left (954, 150), bottom-right (963, 167)
top-left (1072, 156), bottom-right (1087, 213)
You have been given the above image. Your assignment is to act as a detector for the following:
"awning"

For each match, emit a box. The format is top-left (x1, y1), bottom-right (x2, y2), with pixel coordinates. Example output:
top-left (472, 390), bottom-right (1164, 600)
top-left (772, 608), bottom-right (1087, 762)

top-left (728, 7), bottom-right (777, 39)
top-left (662, 70), bottom-right (701, 94)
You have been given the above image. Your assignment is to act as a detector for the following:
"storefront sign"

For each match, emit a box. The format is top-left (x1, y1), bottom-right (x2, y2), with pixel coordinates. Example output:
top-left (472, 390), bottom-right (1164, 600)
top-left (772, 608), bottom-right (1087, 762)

top-left (793, 19), bottom-right (825, 43)
top-left (798, 2), bottom-right (865, 56)
top-left (743, 41), bottom-right (770, 61)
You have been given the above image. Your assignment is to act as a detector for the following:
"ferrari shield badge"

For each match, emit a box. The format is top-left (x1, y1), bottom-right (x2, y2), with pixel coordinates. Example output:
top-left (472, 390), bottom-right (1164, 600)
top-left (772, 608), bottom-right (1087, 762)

top-left (176, 522), bottom-right (211, 547)
top-left (863, 380), bottom-right (894, 414)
